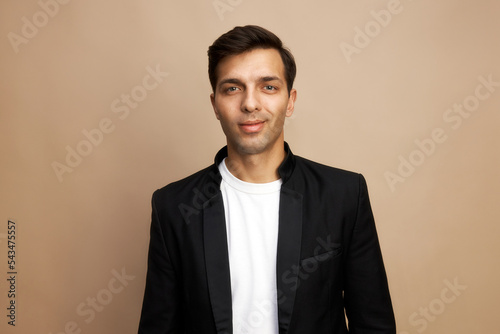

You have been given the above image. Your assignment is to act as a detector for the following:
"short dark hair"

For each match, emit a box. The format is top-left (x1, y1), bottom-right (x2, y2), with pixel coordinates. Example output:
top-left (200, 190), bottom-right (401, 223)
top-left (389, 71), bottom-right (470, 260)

top-left (208, 25), bottom-right (296, 95)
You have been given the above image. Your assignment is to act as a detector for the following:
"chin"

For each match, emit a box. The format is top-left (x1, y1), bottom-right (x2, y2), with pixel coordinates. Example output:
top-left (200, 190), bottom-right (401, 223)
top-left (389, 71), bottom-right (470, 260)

top-left (235, 144), bottom-right (266, 155)
top-left (233, 138), bottom-right (269, 155)
top-left (234, 133), bottom-right (281, 155)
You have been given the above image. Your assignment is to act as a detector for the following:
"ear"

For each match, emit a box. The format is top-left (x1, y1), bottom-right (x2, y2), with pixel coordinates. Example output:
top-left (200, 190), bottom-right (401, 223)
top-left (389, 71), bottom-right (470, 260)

top-left (285, 88), bottom-right (297, 117)
top-left (210, 93), bottom-right (220, 120)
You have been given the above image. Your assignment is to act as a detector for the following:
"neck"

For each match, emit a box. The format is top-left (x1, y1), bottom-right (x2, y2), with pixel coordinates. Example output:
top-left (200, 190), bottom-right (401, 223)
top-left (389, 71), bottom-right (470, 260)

top-left (225, 141), bottom-right (285, 183)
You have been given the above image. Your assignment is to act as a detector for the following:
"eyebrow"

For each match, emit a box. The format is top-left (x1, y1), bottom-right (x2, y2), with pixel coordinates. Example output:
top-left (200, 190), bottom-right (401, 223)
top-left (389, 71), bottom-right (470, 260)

top-left (259, 76), bottom-right (283, 84)
top-left (218, 78), bottom-right (242, 87)
top-left (217, 76), bottom-right (283, 88)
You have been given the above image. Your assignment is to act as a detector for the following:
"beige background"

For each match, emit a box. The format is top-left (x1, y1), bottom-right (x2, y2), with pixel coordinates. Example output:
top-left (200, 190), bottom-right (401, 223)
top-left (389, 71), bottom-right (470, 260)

top-left (1, 0), bottom-right (499, 333)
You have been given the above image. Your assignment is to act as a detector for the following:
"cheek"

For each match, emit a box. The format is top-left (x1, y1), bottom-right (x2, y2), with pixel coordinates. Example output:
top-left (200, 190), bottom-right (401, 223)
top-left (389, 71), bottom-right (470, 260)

top-left (270, 99), bottom-right (291, 119)
top-left (217, 111), bottom-right (237, 131)
top-left (215, 98), bottom-right (240, 116)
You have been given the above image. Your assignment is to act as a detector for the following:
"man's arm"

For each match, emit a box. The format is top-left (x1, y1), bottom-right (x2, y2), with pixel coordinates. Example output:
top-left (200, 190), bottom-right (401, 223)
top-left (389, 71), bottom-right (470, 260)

top-left (138, 192), bottom-right (183, 333)
top-left (343, 174), bottom-right (396, 333)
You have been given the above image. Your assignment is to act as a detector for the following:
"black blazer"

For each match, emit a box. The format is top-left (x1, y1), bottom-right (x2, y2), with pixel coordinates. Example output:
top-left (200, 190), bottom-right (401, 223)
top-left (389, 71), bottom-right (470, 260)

top-left (138, 143), bottom-right (396, 334)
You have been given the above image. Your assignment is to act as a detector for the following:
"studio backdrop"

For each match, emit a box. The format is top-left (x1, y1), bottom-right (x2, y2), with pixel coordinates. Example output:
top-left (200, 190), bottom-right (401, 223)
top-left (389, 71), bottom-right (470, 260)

top-left (1, 1), bottom-right (499, 333)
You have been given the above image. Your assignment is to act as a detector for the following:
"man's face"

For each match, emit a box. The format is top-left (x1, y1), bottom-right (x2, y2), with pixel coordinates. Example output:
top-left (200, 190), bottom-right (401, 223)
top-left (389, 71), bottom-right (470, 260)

top-left (210, 48), bottom-right (296, 156)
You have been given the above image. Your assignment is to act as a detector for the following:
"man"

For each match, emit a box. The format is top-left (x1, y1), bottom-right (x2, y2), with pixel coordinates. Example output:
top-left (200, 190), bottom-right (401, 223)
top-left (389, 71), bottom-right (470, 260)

top-left (138, 25), bottom-right (396, 334)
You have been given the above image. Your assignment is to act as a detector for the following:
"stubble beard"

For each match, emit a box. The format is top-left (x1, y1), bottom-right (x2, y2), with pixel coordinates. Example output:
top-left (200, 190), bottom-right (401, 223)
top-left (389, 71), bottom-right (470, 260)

top-left (231, 115), bottom-right (286, 156)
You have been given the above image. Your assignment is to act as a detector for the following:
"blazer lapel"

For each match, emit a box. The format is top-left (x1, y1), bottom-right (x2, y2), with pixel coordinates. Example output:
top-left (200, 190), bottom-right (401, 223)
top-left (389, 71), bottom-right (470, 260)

top-left (276, 187), bottom-right (303, 333)
top-left (203, 192), bottom-right (233, 334)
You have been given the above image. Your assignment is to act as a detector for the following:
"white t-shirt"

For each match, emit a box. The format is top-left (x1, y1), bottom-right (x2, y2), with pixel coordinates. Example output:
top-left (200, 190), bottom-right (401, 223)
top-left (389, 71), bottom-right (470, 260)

top-left (218, 158), bottom-right (281, 334)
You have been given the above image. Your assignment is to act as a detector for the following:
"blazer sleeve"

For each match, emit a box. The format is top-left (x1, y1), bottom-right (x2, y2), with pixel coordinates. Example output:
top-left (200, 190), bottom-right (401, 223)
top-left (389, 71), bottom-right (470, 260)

top-left (138, 191), bottom-right (183, 333)
top-left (343, 174), bottom-right (396, 333)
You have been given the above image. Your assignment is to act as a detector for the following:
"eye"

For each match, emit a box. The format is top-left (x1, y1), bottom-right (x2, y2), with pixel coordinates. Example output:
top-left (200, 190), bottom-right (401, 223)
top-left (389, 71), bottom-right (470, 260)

top-left (264, 85), bottom-right (276, 91)
top-left (226, 86), bottom-right (239, 92)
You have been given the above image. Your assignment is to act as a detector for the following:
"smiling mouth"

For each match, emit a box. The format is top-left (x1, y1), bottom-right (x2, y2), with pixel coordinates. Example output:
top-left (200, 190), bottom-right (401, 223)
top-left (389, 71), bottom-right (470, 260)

top-left (239, 121), bottom-right (265, 133)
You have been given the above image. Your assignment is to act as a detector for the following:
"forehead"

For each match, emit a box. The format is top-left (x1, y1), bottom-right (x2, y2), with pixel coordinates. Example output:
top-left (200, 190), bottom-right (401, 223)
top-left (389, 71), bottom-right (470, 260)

top-left (216, 48), bottom-right (285, 83)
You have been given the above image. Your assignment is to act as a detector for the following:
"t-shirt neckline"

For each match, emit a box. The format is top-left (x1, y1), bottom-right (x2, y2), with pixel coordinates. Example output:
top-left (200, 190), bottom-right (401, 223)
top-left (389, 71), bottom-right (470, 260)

top-left (218, 158), bottom-right (282, 194)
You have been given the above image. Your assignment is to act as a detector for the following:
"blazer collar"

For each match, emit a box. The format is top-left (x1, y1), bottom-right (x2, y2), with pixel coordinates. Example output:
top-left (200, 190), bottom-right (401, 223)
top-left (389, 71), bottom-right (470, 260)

top-left (203, 193), bottom-right (233, 334)
top-left (207, 141), bottom-right (302, 334)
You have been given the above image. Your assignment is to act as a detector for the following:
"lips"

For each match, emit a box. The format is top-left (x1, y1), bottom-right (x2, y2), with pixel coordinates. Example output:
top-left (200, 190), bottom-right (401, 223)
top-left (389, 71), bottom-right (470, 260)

top-left (239, 120), bottom-right (265, 133)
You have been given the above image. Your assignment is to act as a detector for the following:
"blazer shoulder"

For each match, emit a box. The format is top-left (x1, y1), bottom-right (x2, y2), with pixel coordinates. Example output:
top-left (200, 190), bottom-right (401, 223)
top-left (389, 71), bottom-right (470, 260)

top-left (152, 164), bottom-right (220, 206)
top-left (294, 155), bottom-right (362, 186)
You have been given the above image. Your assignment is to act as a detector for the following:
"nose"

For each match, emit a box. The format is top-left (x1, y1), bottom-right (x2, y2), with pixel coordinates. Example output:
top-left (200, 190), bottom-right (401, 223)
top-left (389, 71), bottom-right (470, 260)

top-left (241, 90), bottom-right (261, 113)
